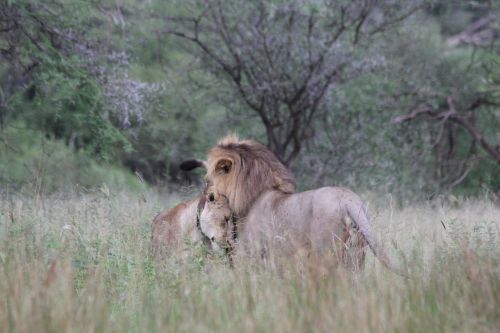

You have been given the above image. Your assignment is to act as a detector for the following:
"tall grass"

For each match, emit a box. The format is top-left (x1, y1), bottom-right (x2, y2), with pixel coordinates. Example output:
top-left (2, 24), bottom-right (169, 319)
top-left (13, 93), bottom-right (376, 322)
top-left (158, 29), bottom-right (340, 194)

top-left (0, 189), bottom-right (498, 332)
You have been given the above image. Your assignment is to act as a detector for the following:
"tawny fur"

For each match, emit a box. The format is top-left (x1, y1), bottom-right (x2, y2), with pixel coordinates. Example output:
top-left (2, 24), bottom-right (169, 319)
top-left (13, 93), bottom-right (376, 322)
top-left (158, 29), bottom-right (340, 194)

top-left (205, 134), bottom-right (295, 217)
top-left (151, 198), bottom-right (203, 258)
top-left (200, 187), bottom-right (405, 275)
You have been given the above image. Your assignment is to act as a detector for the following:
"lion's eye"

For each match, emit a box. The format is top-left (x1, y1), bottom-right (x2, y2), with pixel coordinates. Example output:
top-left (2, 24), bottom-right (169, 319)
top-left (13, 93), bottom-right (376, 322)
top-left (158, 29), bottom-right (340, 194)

top-left (208, 193), bottom-right (215, 202)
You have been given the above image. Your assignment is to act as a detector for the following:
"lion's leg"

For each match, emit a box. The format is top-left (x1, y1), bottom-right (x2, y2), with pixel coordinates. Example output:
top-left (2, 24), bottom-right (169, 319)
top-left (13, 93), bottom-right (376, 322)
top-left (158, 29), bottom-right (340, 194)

top-left (298, 247), bottom-right (338, 278)
top-left (348, 229), bottom-right (368, 271)
top-left (339, 219), bottom-right (351, 269)
top-left (340, 216), bottom-right (368, 272)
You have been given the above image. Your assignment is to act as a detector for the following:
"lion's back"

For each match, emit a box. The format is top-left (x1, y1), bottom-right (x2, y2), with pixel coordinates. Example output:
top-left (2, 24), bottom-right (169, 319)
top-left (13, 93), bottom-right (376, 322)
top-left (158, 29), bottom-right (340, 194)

top-left (151, 198), bottom-right (199, 257)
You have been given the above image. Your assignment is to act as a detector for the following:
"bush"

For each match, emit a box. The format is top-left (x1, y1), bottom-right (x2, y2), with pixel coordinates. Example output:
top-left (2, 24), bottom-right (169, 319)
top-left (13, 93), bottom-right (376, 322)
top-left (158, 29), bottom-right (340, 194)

top-left (0, 124), bottom-right (146, 194)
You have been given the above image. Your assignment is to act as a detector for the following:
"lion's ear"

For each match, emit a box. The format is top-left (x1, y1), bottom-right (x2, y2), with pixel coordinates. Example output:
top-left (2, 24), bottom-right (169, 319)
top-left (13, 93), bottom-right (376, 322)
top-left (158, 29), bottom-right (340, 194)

top-left (215, 159), bottom-right (232, 175)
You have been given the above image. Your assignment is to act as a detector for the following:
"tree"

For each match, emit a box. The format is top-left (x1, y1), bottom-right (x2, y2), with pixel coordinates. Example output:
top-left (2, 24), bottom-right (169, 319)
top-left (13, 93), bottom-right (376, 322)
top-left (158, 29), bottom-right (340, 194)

top-left (390, 5), bottom-right (500, 191)
top-left (163, 0), bottom-right (425, 164)
top-left (0, 0), bottom-right (160, 159)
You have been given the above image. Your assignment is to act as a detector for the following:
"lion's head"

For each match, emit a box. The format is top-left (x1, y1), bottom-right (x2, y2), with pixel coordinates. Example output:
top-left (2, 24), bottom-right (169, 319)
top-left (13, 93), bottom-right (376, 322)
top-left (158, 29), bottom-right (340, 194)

top-left (205, 134), bottom-right (295, 216)
top-left (181, 134), bottom-right (295, 216)
top-left (198, 191), bottom-right (233, 254)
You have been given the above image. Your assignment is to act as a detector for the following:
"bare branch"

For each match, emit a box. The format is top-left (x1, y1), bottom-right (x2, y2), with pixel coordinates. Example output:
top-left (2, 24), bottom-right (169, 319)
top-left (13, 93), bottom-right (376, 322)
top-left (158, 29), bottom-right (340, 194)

top-left (393, 96), bottom-right (500, 164)
top-left (162, 0), bottom-right (420, 163)
top-left (369, 4), bottom-right (424, 36)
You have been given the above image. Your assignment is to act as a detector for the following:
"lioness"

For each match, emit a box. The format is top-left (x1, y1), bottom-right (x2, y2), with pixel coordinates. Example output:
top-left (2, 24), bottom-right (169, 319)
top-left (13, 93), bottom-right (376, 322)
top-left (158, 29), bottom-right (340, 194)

top-left (199, 188), bottom-right (406, 275)
top-left (151, 198), bottom-right (205, 258)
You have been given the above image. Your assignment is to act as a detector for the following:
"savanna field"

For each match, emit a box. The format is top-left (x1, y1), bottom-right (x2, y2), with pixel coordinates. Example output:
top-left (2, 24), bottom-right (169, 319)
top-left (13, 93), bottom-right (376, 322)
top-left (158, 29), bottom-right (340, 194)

top-left (1, 1), bottom-right (500, 332)
top-left (1, 188), bottom-right (498, 333)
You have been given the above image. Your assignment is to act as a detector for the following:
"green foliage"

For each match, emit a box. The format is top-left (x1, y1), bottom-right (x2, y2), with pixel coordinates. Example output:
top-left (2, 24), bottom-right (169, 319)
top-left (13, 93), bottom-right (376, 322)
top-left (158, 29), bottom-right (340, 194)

top-left (0, 0), bottom-right (498, 196)
top-left (1, 0), bottom-right (133, 160)
top-left (0, 123), bottom-right (145, 194)
top-left (28, 69), bottom-right (130, 160)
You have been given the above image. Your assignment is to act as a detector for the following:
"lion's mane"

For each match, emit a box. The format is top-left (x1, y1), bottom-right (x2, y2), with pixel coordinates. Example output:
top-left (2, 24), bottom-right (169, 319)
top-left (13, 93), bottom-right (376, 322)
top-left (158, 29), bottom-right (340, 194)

top-left (206, 134), bottom-right (295, 216)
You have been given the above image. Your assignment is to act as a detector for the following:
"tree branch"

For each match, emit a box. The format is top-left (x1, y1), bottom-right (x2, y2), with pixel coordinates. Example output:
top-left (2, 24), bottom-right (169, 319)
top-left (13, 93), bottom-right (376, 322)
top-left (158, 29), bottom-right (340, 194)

top-left (393, 96), bottom-right (500, 164)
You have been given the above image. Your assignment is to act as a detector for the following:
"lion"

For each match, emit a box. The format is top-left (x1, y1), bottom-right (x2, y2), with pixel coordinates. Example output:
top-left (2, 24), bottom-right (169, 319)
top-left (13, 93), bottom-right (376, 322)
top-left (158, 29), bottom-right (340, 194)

top-left (198, 188), bottom-right (406, 275)
top-left (151, 197), bottom-right (206, 258)
top-left (182, 134), bottom-right (405, 274)
top-left (180, 134), bottom-right (296, 217)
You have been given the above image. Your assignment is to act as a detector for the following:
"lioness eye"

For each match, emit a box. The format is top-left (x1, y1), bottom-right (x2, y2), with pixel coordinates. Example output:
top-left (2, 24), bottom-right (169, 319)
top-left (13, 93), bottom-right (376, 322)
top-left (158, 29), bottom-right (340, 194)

top-left (208, 193), bottom-right (215, 202)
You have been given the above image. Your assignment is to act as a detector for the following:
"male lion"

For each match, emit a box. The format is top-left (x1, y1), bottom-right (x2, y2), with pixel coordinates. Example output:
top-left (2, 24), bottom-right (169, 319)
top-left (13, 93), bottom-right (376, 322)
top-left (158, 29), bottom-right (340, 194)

top-left (151, 198), bottom-right (205, 258)
top-left (198, 188), bottom-right (406, 275)
top-left (180, 134), bottom-right (295, 217)
top-left (182, 134), bottom-right (405, 274)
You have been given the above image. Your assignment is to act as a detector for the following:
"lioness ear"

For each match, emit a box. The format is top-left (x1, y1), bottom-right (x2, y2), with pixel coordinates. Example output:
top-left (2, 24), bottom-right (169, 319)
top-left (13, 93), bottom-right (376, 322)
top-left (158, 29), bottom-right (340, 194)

top-left (180, 159), bottom-right (207, 171)
top-left (215, 159), bottom-right (232, 175)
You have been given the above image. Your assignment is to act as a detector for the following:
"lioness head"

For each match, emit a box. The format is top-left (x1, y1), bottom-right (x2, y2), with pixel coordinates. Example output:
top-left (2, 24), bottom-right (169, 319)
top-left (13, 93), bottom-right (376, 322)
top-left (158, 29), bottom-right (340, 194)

top-left (198, 191), bottom-right (233, 254)
top-left (181, 134), bottom-right (295, 217)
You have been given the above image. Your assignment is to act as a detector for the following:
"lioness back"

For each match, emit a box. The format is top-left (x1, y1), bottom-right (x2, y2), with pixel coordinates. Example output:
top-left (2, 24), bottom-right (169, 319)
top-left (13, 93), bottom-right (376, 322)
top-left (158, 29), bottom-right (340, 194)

top-left (151, 198), bottom-right (202, 258)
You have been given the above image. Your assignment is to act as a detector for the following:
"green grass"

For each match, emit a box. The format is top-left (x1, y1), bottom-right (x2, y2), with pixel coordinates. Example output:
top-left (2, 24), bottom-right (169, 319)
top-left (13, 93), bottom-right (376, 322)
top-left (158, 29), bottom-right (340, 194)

top-left (0, 189), bottom-right (499, 332)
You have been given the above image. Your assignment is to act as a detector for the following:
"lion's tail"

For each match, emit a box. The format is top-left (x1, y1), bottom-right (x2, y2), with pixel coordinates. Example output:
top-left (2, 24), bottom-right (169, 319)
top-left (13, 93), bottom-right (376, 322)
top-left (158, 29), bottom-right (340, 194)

top-left (346, 202), bottom-right (408, 277)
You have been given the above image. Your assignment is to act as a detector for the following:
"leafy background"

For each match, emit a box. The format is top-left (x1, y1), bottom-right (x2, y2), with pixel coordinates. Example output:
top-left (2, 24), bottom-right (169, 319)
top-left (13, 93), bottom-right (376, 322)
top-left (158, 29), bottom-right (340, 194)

top-left (1, 0), bottom-right (498, 199)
